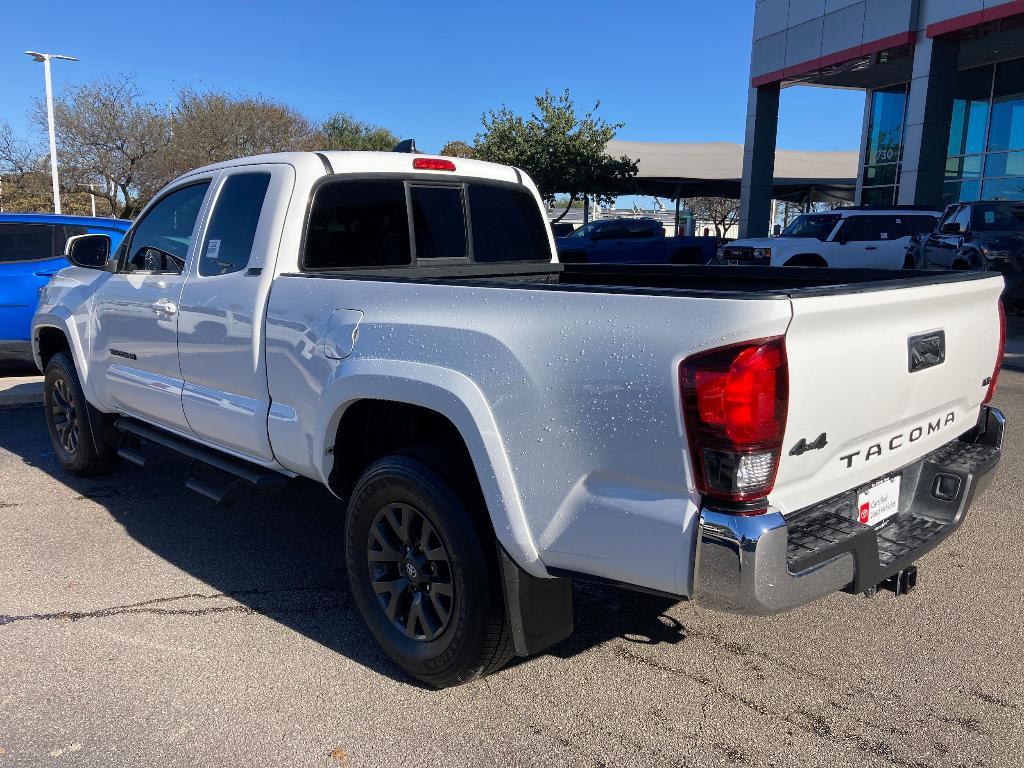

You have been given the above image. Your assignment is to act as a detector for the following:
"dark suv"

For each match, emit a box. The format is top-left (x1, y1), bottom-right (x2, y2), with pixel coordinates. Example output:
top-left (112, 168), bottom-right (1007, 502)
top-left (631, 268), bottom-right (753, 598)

top-left (921, 200), bottom-right (1024, 311)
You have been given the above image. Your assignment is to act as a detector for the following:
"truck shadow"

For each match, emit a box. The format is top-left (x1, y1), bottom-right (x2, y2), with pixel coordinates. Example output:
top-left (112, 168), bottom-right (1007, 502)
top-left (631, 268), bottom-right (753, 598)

top-left (0, 404), bottom-right (686, 686)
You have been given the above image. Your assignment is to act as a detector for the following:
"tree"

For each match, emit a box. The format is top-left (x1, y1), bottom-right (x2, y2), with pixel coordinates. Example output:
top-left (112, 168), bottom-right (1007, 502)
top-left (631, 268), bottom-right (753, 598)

top-left (163, 88), bottom-right (320, 181)
top-left (319, 113), bottom-right (400, 152)
top-left (474, 89), bottom-right (637, 220)
top-left (439, 140), bottom-right (476, 158)
top-left (38, 76), bottom-right (171, 218)
top-left (684, 197), bottom-right (741, 237)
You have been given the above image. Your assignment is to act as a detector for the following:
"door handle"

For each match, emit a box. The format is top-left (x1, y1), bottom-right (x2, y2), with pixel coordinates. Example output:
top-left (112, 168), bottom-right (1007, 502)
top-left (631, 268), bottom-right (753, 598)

top-left (152, 299), bottom-right (178, 315)
top-left (865, 246), bottom-right (878, 251)
top-left (34, 269), bottom-right (58, 278)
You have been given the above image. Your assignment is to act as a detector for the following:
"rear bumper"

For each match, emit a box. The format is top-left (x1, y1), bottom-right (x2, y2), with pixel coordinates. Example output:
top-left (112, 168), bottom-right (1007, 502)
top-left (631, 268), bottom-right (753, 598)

top-left (693, 406), bottom-right (1004, 615)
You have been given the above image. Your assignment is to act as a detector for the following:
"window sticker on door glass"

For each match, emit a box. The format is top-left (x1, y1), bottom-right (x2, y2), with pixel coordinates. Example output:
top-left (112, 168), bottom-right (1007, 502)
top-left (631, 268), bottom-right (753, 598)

top-left (206, 239), bottom-right (221, 258)
top-left (985, 211), bottom-right (996, 224)
top-left (881, 233), bottom-right (888, 239)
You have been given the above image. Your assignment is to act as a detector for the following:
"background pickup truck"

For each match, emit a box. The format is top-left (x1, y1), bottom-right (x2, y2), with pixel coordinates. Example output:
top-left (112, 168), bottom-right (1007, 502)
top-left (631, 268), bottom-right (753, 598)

top-left (555, 216), bottom-right (719, 264)
top-left (34, 151), bottom-right (1006, 688)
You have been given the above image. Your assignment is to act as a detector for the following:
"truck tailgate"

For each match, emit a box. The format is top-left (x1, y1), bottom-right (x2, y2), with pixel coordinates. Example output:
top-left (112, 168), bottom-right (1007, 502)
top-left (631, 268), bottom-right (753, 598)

top-left (772, 275), bottom-right (1004, 515)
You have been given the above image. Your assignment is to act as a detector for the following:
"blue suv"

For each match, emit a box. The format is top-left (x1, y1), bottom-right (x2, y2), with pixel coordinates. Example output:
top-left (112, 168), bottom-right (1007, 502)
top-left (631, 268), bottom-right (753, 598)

top-left (1, 213), bottom-right (130, 363)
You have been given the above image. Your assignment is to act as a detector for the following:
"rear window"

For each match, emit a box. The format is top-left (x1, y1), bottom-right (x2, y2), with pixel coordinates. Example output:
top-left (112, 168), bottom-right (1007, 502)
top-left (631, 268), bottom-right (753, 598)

top-left (304, 180), bottom-right (411, 269)
top-left (468, 184), bottom-right (551, 262)
top-left (411, 185), bottom-right (467, 260)
top-left (303, 178), bottom-right (551, 269)
top-left (0, 223), bottom-right (55, 263)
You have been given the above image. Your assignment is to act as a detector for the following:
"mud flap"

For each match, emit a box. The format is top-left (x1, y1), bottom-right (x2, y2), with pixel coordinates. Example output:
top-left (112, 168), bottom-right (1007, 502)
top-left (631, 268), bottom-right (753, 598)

top-left (498, 546), bottom-right (574, 657)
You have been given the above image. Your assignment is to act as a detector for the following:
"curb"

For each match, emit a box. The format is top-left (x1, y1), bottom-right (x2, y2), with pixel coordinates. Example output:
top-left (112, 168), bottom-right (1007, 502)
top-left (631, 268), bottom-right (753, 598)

top-left (0, 378), bottom-right (44, 407)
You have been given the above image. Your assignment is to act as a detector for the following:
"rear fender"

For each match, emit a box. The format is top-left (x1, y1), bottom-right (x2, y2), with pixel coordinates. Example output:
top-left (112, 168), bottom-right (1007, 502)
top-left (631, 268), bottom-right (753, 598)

top-left (316, 357), bottom-right (545, 577)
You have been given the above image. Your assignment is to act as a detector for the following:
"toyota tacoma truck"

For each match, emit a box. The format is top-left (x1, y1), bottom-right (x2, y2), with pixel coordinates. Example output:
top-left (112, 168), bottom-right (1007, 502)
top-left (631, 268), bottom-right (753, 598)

top-left (32, 150), bottom-right (1006, 688)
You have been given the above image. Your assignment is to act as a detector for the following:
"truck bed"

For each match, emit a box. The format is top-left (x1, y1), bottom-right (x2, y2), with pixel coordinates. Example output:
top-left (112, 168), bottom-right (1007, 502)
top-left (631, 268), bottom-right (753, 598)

top-left (291, 263), bottom-right (994, 299)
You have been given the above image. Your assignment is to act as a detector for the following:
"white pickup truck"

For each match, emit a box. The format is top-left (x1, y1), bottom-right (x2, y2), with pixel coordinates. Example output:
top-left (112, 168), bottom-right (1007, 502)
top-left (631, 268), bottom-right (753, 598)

top-left (33, 151), bottom-right (1006, 688)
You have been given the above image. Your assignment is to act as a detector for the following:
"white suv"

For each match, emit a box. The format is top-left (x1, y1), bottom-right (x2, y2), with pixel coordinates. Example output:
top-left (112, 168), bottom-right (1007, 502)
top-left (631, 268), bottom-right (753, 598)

top-left (719, 207), bottom-right (941, 269)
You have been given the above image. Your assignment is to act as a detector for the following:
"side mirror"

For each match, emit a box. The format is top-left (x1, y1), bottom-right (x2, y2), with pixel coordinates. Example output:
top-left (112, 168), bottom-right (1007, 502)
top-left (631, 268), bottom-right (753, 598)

top-left (65, 233), bottom-right (111, 269)
top-left (837, 228), bottom-right (848, 245)
top-left (940, 222), bottom-right (962, 235)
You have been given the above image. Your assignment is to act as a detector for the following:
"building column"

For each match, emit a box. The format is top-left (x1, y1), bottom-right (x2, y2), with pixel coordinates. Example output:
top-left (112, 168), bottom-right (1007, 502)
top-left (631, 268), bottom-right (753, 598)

top-left (739, 83), bottom-right (780, 238)
top-left (897, 36), bottom-right (960, 208)
top-left (854, 90), bottom-right (874, 206)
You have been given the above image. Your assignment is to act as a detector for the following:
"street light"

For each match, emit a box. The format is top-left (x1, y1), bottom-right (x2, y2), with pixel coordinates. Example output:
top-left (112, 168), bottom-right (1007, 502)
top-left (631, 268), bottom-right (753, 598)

top-left (25, 50), bottom-right (78, 215)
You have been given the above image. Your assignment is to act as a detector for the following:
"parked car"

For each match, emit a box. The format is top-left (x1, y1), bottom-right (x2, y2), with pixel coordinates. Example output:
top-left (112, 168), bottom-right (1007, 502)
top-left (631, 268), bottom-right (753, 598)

top-left (0, 213), bottom-right (130, 363)
top-left (34, 151), bottom-right (1005, 687)
top-left (556, 217), bottom-right (719, 264)
top-left (718, 207), bottom-right (940, 268)
top-left (920, 200), bottom-right (1024, 312)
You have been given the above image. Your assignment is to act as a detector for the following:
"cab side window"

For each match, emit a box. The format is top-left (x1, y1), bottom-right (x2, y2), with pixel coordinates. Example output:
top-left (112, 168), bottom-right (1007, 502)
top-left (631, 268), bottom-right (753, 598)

top-left (623, 220), bottom-right (658, 239)
top-left (838, 216), bottom-right (882, 241)
top-left (593, 224), bottom-right (623, 240)
top-left (199, 173), bottom-right (271, 276)
top-left (123, 182), bottom-right (210, 274)
top-left (936, 206), bottom-right (959, 232)
top-left (952, 206), bottom-right (972, 232)
top-left (0, 223), bottom-right (54, 263)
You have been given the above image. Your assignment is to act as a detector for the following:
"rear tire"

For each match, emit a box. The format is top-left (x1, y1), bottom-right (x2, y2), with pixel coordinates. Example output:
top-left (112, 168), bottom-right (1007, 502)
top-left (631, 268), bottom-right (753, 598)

top-left (345, 455), bottom-right (514, 688)
top-left (43, 352), bottom-right (119, 476)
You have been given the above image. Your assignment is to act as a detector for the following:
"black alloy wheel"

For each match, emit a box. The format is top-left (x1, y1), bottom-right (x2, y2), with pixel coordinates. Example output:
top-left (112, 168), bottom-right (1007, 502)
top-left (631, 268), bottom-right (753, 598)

top-left (43, 351), bottom-right (119, 476)
top-left (50, 376), bottom-right (80, 455)
top-left (367, 501), bottom-right (455, 641)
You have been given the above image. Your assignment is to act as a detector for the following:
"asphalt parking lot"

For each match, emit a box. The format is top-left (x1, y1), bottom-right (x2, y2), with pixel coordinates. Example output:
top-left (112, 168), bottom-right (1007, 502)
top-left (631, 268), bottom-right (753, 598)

top-left (0, 373), bottom-right (1021, 768)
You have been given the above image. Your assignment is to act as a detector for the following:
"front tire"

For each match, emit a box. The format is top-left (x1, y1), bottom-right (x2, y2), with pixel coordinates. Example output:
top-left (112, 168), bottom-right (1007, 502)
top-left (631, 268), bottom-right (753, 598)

top-left (43, 352), bottom-right (119, 477)
top-left (345, 455), bottom-right (513, 688)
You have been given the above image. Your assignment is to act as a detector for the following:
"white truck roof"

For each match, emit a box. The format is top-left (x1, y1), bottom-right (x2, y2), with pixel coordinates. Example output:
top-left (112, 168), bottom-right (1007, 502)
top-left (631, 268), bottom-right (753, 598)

top-left (187, 150), bottom-right (524, 185)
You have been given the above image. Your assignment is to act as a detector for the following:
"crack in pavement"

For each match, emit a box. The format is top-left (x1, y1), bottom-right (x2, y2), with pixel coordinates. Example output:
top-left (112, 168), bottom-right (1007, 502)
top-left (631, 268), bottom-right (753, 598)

top-left (614, 645), bottom-right (943, 768)
top-left (0, 585), bottom-right (350, 627)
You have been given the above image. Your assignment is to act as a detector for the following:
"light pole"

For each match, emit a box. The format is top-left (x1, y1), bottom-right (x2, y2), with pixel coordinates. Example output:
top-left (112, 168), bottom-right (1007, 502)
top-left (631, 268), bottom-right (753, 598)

top-left (25, 51), bottom-right (78, 214)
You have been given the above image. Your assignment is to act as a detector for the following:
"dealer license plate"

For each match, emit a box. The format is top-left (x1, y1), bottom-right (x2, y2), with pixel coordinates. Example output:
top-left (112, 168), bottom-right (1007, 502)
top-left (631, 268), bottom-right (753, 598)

top-left (853, 476), bottom-right (901, 526)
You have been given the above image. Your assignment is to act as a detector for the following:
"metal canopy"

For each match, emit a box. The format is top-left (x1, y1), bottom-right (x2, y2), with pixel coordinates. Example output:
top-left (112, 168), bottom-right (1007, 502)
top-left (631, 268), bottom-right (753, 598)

top-left (606, 139), bottom-right (859, 201)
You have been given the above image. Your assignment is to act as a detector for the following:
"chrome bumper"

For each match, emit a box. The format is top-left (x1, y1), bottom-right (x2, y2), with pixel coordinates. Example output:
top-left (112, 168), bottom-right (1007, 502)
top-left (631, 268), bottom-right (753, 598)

top-left (693, 406), bottom-right (1005, 615)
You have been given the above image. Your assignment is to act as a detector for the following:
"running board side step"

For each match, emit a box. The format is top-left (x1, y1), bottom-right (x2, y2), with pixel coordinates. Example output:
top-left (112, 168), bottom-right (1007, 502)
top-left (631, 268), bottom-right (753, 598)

top-left (114, 418), bottom-right (288, 504)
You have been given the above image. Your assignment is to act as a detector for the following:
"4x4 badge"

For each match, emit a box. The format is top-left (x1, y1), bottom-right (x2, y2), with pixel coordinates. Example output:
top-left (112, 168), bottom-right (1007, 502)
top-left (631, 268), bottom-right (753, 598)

top-left (790, 433), bottom-right (828, 456)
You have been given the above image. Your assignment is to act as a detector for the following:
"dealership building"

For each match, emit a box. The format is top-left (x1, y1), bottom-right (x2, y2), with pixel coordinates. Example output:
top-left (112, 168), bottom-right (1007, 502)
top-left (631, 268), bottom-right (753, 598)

top-left (740, 0), bottom-right (1024, 236)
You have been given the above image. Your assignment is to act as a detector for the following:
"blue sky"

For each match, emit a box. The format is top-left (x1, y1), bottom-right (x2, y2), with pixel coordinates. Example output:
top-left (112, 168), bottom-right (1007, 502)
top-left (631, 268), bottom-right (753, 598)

top-left (4, 1), bottom-right (864, 160)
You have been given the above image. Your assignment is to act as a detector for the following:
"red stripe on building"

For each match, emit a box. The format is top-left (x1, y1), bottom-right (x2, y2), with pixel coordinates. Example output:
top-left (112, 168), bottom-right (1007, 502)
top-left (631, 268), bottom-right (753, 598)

top-left (750, 32), bottom-right (916, 88)
top-left (927, 0), bottom-right (1024, 37)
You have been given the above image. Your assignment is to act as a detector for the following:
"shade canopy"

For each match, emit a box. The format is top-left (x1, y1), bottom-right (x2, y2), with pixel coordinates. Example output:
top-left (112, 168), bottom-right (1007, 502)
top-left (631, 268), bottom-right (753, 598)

top-left (605, 139), bottom-right (859, 202)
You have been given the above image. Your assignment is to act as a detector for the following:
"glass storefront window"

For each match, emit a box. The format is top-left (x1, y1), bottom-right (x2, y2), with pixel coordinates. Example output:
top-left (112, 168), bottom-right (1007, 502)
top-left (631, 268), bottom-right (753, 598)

top-left (864, 164), bottom-right (900, 186)
top-left (982, 177), bottom-right (1024, 200)
top-left (865, 86), bottom-right (908, 165)
top-left (860, 85), bottom-right (908, 206)
top-left (984, 151), bottom-right (1024, 177)
top-left (945, 155), bottom-right (983, 180)
top-left (989, 59), bottom-right (1024, 152)
top-left (948, 65), bottom-right (993, 157)
top-left (944, 58), bottom-right (1024, 204)
top-left (861, 187), bottom-right (897, 206)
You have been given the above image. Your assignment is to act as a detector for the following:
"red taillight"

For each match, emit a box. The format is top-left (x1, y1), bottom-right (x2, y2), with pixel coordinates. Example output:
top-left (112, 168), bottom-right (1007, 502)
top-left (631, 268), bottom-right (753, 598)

top-left (983, 300), bottom-right (1006, 405)
top-left (680, 337), bottom-right (789, 505)
top-left (413, 157), bottom-right (456, 171)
